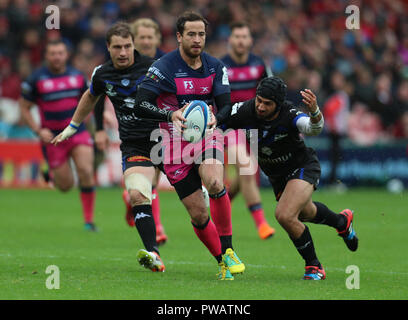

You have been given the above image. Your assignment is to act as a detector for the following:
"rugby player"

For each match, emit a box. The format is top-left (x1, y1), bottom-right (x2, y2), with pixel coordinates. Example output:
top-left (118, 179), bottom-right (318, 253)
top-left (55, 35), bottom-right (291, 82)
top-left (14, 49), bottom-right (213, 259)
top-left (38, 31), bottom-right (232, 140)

top-left (137, 11), bottom-right (245, 280)
top-left (221, 21), bottom-right (275, 240)
top-left (93, 18), bottom-right (168, 245)
top-left (224, 76), bottom-right (359, 280)
top-left (52, 22), bottom-right (186, 272)
top-left (19, 39), bottom-right (97, 231)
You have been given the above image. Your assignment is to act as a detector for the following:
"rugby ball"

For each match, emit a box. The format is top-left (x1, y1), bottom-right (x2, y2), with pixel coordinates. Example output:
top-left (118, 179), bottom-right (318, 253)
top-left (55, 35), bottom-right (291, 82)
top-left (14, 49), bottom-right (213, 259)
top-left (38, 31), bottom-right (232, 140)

top-left (182, 100), bottom-right (210, 143)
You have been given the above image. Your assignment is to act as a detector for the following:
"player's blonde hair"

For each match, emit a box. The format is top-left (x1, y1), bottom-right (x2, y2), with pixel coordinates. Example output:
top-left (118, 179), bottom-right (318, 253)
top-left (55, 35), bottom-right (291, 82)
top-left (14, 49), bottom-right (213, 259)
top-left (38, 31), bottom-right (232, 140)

top-left (130, 18), bottom-right (162, 44)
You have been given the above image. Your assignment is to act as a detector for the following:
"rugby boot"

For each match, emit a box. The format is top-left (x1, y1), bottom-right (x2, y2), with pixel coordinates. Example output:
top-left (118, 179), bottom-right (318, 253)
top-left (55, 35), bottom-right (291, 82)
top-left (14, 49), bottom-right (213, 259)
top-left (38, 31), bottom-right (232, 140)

top-left (217, 261), bottom-right (234, 280)
top-left (303, 265), bottom-right (326, 280)
top-left (337, 209), bottom-right (358, 252)
top-left (137, 249), bottom-right (165, 272)
top-left (223, 248), bottom-right (245, 275)
top-left (258, 222), bottom-right (275, 240)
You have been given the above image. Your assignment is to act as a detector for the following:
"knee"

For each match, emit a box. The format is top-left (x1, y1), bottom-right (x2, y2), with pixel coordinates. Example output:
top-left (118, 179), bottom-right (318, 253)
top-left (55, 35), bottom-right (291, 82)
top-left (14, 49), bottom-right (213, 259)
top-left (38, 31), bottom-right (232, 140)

top-left (76, 167), bottom-right (94, 185)
top-left (205, 176), bottom-right (224, 195)
top-left (128, 189), bottom-right (149, 207)
top-left (54, 179), bottom-right (73, 192)
top-left (275, 207), bottom-right (296, 228)
top-left (191, 211), bottom-right (209, 226)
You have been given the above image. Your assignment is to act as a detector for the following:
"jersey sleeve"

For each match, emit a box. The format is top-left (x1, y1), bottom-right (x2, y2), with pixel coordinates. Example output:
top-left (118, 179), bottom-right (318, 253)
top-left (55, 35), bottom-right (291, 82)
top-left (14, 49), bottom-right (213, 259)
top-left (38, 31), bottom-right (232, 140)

top-left (89, 65), bottom-right (104, 96)
top-left (212, 60), bottom-right (231, 97)
top-left (20, 73), bottom-right (37, 102)
top-left (288, 107), bottom-right (308, 132)
top-left (139, 61), bottom-right (175, 95)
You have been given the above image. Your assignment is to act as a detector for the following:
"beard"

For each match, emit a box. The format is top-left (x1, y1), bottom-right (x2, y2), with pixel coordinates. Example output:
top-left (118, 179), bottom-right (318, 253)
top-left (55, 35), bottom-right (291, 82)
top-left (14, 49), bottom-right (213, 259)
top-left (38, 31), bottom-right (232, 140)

top-left (182, 42), bottom-right (203, 59)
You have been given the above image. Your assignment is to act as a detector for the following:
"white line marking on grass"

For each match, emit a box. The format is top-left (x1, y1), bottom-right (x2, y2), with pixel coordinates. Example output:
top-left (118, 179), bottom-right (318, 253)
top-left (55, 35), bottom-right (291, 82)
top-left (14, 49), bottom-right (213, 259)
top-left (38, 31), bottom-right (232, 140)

top-left (2, 253), bottom-right (407, 276)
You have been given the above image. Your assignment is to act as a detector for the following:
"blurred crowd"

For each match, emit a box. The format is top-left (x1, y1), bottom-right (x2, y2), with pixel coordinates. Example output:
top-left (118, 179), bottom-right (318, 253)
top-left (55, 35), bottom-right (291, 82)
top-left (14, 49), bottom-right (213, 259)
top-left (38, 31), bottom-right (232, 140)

top-left (1, 0), bottom-right (408, 144)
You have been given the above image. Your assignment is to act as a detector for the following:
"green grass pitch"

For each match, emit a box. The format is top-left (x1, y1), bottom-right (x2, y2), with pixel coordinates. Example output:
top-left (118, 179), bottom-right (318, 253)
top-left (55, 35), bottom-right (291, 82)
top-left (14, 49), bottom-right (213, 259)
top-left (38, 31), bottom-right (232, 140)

top-left (1, 187), bottom-right (407, 300)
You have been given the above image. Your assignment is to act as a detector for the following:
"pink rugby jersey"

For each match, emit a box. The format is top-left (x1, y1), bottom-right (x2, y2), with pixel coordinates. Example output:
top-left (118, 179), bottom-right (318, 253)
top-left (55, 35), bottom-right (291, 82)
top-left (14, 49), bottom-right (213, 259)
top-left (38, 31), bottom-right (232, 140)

top-left (221, 53), bottom-right (270, 103)
top-left (140, 49), bottom-right (230, 140)
top-left (21, 66), bottom-right (88, 135)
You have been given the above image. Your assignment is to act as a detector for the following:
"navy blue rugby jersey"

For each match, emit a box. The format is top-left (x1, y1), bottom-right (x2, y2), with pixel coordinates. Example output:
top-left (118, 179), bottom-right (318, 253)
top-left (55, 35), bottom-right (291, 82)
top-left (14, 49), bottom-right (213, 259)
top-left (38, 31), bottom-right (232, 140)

top-left (224, 98), bottom-right (314, 178)
top-left (90, 50), bottom-right (157, 141)
top-left (139, 49), bottom-right (230, 114)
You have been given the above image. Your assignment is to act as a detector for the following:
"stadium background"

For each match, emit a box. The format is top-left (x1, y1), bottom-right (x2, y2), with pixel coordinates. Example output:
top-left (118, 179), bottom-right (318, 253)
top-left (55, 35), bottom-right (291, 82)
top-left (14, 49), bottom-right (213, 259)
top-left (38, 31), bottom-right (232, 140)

top-left (0, 0), bottom-right (407, 190)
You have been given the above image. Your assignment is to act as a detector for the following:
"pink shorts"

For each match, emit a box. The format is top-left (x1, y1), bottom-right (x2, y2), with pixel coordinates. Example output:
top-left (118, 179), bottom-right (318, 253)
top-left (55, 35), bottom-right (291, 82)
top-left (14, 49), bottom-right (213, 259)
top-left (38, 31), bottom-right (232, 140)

top-left (162, 129), bottom-right (224, 185)
top-left (223, 129), bottom-right (247, 148)
top-left (43, 130), bottom-right (93, 169)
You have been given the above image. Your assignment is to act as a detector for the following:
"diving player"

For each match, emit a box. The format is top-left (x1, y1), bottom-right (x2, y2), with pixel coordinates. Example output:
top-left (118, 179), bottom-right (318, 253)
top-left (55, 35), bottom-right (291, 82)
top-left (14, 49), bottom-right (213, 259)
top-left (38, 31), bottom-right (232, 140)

top-left (224, 76), bottom-right (359, 280)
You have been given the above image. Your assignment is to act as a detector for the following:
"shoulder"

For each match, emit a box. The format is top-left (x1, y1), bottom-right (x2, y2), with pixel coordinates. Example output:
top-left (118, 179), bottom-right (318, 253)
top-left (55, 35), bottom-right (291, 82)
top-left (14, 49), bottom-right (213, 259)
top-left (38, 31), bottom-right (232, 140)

top-left (90, 62), bottom-right (109, 80)
top-left (231, 98), bottom-right (255, 116)
top-left (66, 66), bottom-right (87, 79)
top-left (203, 52), bottom-right (224, 68)
top-left (24, 66), bottom-right (47, 83)
top-left (220, 54), bottom-right (231, 64)
top-left (248, 53), bottom-right (265, 64)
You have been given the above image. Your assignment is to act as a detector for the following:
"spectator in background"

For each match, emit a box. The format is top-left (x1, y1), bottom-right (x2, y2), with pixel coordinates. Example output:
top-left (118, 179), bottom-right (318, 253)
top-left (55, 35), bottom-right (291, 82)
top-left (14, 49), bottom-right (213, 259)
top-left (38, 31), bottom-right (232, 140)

top-left (393, 80), bottom-right (408, 137)
top-left (370, 73), bottom-right (396, 134)
top-left (322, 70), bottom-right (350, 189)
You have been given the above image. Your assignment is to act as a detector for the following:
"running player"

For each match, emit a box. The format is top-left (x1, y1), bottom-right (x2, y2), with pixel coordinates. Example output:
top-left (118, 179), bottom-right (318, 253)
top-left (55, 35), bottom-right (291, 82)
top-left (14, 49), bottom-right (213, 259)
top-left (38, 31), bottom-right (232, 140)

top-left (137, 11), bottom-right (245, 280)
top-left (19, 39), bottom-right (97, 231)
top-left (224, 76), bottom-right (359, 280)
top-left (221, 21), bottom-right (275, 240)
top-left (52, 22), bottom-right (186, 272)
top-left (94, 18), bottom-right (168, 245)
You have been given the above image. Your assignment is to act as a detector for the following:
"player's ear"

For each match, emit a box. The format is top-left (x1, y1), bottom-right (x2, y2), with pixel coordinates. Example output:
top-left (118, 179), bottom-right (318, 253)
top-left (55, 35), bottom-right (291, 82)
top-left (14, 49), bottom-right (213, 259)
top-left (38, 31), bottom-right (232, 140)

top-left (176, 32), bottom-right (182, 44)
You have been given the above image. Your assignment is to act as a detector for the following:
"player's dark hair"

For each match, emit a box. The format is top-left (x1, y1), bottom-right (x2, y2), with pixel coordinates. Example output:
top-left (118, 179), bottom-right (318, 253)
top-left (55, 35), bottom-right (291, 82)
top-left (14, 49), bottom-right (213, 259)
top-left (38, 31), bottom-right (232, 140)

top-left (106, 22), bottom-right (134, 44)
top-left (176, 11), bottom-right (209, 35)
top-left (45, 39), bottom-right (66, 51)
top-left (229, 21), bottom-right (250, 32)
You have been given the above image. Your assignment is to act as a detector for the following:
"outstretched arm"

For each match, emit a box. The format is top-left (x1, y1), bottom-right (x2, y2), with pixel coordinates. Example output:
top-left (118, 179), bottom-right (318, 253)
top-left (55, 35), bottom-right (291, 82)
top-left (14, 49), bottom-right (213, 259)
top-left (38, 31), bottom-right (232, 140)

top-left (297, 89), bottom-right (324, 136)
top-left (51, 89), bottom-right (100, 145)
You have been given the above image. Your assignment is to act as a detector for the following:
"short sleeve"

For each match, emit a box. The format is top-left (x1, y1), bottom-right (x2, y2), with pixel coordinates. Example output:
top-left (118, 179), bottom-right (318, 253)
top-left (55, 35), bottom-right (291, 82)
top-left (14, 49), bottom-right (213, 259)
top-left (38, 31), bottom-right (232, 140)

top-left (212, 61), bottom-right (231, 98)
top-left (89, 65), bottom-right (104, 96)
top-left (21, 73), bottom-right (37, 102)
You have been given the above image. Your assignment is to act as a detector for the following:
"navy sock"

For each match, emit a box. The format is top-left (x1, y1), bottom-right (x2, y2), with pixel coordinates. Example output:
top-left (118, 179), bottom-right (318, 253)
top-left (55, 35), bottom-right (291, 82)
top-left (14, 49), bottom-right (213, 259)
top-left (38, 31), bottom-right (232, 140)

top-left (292, 225), bottom-right (320, 267)
top-left (133, 205), bottom-right (159, 255)
top-left (312, 202), bottom-right (346, 230)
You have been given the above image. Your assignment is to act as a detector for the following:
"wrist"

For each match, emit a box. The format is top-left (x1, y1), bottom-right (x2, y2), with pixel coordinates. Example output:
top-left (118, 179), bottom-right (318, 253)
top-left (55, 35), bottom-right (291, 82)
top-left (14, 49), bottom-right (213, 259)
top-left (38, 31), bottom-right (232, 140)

top-left (69, 120), bottom-right (80, 130)
top-left (167, 110), bottom-right (174, 122)
top-left (310, 107), bottom-right (321, 118)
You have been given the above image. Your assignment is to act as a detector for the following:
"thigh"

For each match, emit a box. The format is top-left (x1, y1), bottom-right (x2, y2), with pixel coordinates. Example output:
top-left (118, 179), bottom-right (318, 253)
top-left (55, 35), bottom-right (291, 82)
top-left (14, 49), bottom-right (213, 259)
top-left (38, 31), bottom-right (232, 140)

top-left (276, 179), bottom-right (315, 220)
top-left (71, 144), bottom-right (94, 175)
